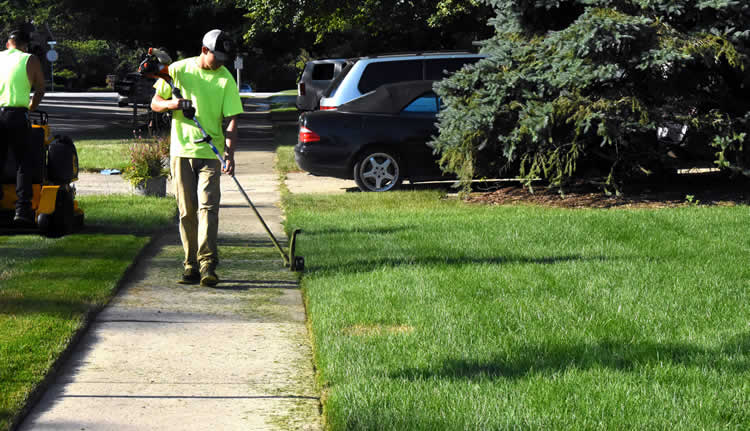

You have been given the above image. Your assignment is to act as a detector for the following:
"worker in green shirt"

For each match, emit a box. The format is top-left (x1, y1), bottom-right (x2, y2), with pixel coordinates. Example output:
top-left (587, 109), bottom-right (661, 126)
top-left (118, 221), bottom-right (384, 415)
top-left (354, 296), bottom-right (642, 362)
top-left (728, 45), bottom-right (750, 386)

top-left (0, 29), bottom-right (46, 225)
top-left (151, 29), bottom-right (244, 287)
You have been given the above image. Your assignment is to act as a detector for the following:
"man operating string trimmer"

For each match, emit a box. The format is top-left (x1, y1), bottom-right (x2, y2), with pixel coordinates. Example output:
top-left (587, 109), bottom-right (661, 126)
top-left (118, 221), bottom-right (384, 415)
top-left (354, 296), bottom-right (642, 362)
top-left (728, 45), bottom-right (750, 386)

top-left (150, 29), bottom-right (244, 287)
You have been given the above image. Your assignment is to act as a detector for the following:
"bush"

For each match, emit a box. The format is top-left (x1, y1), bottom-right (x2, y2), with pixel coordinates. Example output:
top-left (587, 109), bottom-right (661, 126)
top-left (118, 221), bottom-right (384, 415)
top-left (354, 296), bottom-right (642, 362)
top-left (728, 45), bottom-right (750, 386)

top-left (122, 137), bottom-right (170, 187)
top-left (433, 0), bottom-right (750, 193)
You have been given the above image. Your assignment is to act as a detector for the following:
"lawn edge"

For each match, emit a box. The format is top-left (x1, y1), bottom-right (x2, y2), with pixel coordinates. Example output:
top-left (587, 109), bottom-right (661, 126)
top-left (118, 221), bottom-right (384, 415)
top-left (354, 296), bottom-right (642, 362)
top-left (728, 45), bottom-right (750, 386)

top-left (7, 229), bottom-right (171, 431)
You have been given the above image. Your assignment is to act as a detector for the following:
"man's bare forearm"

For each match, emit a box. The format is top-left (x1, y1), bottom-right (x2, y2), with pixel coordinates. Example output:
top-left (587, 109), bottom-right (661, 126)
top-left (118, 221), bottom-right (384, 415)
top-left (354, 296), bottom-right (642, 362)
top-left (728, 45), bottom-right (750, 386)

top-left (29, 89), bottom-right (44, 111)
top-left (151, 95), bottom-right (180, 112)
top-left (225, 116), bottom-right (238, 158)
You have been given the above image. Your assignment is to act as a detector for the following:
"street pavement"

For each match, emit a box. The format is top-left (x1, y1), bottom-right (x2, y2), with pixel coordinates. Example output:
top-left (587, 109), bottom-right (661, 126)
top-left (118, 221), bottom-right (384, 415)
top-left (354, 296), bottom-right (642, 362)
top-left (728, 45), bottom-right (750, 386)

top-left (16, 95), bottom-right (323, 430)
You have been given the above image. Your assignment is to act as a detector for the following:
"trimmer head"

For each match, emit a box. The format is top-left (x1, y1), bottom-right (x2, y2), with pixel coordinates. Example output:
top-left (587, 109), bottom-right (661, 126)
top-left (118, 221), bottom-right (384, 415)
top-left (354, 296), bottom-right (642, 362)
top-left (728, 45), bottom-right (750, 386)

top-left (289, 228), bottom-right (304, 272)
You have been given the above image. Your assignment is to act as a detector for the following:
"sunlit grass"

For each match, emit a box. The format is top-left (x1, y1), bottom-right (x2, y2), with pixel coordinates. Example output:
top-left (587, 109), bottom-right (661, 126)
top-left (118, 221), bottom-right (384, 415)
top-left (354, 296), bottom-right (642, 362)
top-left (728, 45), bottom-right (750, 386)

top-left (284, 191), bottom-right (750, 430)
top-left (75, 139), bottom-right (129, 172)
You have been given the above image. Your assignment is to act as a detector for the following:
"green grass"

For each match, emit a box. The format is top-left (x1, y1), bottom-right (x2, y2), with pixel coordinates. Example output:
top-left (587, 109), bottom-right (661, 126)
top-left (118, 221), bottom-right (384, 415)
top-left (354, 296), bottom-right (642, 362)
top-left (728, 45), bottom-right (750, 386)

top-left (272, 110), bottom-right (300, 176)
top-left (0, 195), bottom-right (176, 431)
top-left (271, 105), bottom-right (298, 113)
top-left (284, 191), bottom-right (750, 430)
top-left (275, 145), bottom-right (299, 176)
top-left (75, 138), bottom-right (130, 172)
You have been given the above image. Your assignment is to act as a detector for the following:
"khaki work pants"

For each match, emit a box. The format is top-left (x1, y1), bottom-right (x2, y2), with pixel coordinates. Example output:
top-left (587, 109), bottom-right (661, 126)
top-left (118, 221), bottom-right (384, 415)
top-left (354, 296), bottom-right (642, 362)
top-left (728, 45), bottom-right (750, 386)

top-left (171, 157), bottom-right (221, 272)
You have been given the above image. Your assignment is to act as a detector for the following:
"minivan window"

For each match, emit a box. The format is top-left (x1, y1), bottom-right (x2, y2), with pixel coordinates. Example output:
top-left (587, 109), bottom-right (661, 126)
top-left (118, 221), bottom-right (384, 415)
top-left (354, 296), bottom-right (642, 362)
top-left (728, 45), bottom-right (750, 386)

top-left (425, 58), bottom-right (481, 80)
top-left (325, 63), bottom-right (354, 97)
top-left (312, 63), bottom-right (336, 81)
top-left (358, 60), bottom-right (422, 94)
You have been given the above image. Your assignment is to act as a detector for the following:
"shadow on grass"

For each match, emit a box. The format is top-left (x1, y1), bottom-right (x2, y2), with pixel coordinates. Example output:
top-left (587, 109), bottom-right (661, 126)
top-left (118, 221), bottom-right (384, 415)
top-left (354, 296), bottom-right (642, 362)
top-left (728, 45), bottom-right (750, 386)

top-left (217, 236), bottom-right (291, 248)
top-left (0, 297), bottom-right (96, 315)
top-left (391, 335), bottom-right (750, 381)
top-left (301, 225), bottom-right (417, 236)
top-left (309, 254), bottom-right (611, 274)
top-left (78, 224), bottom-right (165, 236)
top-left (0, 222), bottom-right (168, 238)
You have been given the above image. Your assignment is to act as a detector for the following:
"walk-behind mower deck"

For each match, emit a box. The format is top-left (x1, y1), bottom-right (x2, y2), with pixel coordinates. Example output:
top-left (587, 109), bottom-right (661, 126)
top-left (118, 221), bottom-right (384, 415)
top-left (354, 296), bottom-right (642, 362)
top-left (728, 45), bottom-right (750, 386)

top-left (1, 111), bottom-right (83, 237)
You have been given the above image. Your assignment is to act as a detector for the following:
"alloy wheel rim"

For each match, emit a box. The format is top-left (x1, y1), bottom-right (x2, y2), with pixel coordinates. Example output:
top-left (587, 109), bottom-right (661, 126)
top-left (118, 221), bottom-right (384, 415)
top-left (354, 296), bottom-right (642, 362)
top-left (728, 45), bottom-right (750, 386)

top-left (360, 153), bottom-right (399, 191)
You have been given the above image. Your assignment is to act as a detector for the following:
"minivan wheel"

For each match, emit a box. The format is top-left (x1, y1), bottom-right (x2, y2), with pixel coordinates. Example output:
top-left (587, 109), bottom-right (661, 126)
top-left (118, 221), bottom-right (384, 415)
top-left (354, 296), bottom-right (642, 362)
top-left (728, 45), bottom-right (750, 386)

top-left (353, 149), bottom-right (403, 192)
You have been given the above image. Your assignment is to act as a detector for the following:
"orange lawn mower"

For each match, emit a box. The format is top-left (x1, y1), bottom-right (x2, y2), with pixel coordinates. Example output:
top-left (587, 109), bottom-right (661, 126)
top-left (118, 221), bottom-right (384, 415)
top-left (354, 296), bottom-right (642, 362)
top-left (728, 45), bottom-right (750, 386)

top-left (137, 48), bottom-right (304, 271)
top-left (1, 111), bottom-right (84, 237)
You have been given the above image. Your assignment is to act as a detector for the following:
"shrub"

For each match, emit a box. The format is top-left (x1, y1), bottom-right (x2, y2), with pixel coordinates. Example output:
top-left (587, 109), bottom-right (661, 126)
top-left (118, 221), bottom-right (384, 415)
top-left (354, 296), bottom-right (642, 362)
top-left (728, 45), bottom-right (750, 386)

top-left (122, 137), bottom-right (170, 187)
top-left (433, 0), bottom-right (750, 194)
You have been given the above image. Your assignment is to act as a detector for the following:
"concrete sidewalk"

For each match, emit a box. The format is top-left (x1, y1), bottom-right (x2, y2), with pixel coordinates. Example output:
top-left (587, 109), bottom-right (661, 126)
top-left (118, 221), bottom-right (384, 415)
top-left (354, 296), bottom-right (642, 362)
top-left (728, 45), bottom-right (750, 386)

top-left (18, 113), bottom-right (322, 430)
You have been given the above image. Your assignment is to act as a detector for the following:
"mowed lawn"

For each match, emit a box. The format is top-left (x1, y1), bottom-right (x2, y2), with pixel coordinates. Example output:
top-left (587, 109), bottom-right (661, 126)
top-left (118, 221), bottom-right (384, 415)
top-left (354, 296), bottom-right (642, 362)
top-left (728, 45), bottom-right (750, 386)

top-left (0, 195), bottom-right (176, 431)
top-left (284, 191), bottom-right (750, 430)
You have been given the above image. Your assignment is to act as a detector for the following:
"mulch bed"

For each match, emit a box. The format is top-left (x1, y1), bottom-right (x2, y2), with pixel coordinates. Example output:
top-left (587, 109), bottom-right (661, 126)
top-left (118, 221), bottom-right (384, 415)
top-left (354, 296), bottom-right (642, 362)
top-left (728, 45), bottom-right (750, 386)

top-left (465, 171), bottom-right (750, 209)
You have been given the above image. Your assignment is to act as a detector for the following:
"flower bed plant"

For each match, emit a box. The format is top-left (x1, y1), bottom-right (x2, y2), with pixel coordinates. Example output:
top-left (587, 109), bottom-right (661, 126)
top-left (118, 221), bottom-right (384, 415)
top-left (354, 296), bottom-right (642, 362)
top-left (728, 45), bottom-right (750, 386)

top-left (122, 136), bottom-right (170, 187)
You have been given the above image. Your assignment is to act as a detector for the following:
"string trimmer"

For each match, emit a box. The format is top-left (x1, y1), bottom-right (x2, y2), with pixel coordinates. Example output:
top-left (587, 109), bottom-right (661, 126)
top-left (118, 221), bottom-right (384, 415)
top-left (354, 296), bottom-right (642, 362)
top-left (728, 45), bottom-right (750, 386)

top-left (138, 48), bottom-right (304, 271)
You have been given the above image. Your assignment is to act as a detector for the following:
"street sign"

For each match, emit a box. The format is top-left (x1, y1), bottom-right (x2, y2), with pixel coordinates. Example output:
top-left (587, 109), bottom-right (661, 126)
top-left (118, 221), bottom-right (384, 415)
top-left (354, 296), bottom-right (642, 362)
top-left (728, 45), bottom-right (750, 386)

top-left (47, 41), bottom-right (58, 92)
top-left (234, 56), bottom-right (244, 91)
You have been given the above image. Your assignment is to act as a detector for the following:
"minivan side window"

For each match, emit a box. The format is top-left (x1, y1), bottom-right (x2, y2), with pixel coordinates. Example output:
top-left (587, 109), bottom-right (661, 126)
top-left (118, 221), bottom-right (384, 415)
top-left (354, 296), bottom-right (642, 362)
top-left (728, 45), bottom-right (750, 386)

top-left (425, 58), bottom-right (481, 80)
top-left (312, 63), bottom-right (336, 81)
top-left (325, 63), bottom-right (354, 97)
top-left (358, 60), bottom-right (422, 94)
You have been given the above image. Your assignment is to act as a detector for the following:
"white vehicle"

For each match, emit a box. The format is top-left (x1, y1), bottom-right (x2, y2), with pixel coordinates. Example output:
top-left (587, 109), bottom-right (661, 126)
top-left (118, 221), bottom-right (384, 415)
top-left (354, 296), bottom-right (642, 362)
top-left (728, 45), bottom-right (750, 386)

top-left (319, 52), bottom-right (485, 110)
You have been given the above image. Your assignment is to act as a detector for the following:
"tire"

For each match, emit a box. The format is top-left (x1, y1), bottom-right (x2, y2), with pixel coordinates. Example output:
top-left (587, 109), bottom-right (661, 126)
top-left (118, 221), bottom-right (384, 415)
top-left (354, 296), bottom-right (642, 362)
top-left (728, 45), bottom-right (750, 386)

top-left (37, 213), bottom-right (52, 235)
top-left (353, 149), bottom-right (403, 192)
top-left (42, 188), bottom-right (74, 238)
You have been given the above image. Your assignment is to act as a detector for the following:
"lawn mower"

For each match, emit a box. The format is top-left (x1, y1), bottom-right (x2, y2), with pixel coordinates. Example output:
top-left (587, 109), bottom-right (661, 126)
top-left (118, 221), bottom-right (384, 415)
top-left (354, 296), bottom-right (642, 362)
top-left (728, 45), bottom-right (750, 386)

top-left (137, 48), bottom-right (304, 271)
top-left (1, 111), bottom-right (84, 237)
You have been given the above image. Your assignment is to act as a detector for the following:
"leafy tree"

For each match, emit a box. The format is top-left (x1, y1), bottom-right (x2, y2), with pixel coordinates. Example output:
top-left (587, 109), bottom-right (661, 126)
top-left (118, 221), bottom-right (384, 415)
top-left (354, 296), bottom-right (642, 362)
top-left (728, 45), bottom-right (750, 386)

top-left (239, 0), bottom-right (493, 56)
top-left (54, 40), bottom-right (116, 88)
top-left (433, 0), bottom-right (750, 193)
top-left (1, 0), bottom-right (249, 88)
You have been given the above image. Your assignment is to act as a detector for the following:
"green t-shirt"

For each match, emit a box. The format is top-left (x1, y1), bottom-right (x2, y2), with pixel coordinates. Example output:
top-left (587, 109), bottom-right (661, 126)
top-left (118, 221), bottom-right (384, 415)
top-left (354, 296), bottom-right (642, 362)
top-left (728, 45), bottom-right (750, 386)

top-left (154, 57), bottom-right (243, 159)
top-left (0, 48), bottom-right (31, 108)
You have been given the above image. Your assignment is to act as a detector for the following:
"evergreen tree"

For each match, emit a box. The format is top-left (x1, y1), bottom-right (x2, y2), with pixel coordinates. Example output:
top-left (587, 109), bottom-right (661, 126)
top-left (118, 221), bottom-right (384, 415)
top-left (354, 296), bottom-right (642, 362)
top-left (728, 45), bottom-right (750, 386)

top-left (433, 0), bottom-right (750, 193)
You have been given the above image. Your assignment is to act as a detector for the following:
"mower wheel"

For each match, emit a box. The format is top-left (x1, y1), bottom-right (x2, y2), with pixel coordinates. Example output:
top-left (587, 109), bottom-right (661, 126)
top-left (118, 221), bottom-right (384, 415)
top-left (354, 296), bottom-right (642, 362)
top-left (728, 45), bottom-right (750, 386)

top-left (74, 211), bottom-right (85, 230)
top-left (37, 213), bottom-right (52, 234)
top-left (42, 188), bottom-right (74, 237)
